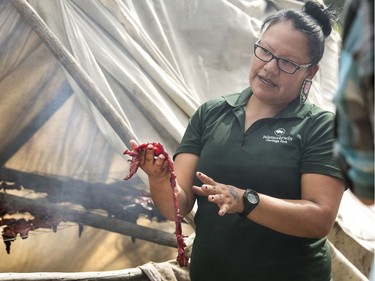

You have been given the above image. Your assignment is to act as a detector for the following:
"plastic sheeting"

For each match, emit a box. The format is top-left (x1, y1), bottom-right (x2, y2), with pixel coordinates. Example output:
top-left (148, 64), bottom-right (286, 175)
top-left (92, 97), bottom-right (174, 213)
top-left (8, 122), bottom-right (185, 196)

top-left (0, 0), bottom-right (373, 277)
top-left (0, 0), bottom-right (341, 184)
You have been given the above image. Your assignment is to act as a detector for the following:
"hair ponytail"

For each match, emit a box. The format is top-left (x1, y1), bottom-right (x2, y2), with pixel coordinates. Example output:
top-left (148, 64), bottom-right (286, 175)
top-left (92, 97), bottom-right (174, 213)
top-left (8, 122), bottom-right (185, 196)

top-left (261, 1), bottom-right (338, 65)
top-left (303, 1), bottom-right (337, 38)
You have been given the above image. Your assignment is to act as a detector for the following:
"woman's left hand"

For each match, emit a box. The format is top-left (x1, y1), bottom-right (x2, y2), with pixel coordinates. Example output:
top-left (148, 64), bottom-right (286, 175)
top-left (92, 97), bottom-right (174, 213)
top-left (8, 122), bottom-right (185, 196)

top-left (192, 171), bottom-right (244, 216)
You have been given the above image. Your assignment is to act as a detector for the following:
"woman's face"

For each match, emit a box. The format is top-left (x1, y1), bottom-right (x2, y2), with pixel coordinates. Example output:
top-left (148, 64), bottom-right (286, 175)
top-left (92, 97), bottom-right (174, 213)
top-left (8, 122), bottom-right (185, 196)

top-left (249, 20), bottom-right (318, 107)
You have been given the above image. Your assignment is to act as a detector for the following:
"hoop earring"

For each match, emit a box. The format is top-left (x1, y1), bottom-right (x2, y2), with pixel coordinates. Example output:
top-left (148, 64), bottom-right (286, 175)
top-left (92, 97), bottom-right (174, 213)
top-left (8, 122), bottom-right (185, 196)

top-left (300, 78), bottom-right (312, 103)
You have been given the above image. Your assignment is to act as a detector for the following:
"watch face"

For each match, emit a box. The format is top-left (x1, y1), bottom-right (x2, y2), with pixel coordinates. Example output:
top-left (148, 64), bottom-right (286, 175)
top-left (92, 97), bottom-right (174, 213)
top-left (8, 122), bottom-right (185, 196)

top-left (247, 192), bottom-right (258, 204)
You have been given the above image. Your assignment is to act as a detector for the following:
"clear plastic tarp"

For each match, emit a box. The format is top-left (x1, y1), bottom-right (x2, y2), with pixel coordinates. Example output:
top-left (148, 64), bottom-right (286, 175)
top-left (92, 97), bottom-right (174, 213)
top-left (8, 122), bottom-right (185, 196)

top-left (0, 0), bottom-right (373, 278)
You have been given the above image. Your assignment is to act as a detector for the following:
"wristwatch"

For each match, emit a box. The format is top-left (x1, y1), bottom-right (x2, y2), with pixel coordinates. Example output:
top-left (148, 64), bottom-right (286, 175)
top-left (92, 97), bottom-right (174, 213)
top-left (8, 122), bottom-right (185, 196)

top-left (238, 189), bottom-right (259, 217)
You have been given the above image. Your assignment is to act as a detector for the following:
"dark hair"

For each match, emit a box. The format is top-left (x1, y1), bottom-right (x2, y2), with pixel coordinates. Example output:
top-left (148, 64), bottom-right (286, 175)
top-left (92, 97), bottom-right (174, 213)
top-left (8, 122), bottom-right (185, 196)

top-left (261, 1), bottom-right (337, 65)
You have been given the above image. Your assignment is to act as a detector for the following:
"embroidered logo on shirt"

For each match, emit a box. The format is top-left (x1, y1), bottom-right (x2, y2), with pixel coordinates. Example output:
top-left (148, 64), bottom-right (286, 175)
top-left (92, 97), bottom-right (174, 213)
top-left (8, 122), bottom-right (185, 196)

top-left (263, 128), bottom-right (293, 144)
top-left (274, 128), bottom-right (286, 136)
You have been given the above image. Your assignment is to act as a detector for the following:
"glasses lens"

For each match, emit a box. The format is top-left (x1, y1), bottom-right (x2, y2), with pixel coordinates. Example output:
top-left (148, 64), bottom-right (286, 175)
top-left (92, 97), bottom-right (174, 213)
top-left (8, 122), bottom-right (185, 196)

top-left (278, 59), bottom-right (298, 74)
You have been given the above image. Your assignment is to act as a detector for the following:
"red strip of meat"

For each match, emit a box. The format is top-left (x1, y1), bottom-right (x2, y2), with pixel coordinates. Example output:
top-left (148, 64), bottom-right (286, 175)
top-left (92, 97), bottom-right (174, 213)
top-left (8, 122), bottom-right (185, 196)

top-left (123, 142), bottom-right (188, 267)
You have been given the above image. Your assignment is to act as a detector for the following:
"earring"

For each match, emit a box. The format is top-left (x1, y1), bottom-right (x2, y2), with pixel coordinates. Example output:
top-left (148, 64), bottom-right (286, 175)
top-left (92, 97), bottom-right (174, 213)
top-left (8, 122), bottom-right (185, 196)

top-left (300, 78), bottom-right (312, 103)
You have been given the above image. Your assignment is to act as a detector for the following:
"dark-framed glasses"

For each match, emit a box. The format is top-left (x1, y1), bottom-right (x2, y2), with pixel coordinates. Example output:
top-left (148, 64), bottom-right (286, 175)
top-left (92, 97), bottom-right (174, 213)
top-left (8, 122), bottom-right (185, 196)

top-left (253, 40), bottom-right (312, 74)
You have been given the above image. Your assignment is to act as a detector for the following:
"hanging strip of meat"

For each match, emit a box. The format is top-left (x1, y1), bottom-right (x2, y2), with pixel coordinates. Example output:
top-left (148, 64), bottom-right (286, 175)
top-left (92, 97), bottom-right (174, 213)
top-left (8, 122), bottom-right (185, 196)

top-left (123, 142), bottom-right (188, 267)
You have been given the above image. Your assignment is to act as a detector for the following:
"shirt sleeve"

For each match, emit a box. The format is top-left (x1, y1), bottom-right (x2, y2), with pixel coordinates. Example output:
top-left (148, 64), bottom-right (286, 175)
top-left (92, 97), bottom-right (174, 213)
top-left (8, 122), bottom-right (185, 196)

top-left (173, 97), bottom-right (228, 159)
top-left (300, 110), bottom-right (344, 181)
top-left (173, 104), bottom-right (205, 159)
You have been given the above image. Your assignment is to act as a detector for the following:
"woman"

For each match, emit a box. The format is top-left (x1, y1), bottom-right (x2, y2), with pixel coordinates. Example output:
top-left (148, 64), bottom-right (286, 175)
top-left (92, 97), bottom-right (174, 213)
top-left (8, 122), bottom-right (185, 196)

top-left (130, 1), bottom-right (345, 280)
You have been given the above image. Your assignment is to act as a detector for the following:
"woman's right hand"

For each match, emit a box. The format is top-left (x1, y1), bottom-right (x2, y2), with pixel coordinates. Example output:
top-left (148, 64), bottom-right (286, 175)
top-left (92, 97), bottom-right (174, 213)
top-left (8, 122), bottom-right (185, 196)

top-left (129, 140), bottom-right (170, 183)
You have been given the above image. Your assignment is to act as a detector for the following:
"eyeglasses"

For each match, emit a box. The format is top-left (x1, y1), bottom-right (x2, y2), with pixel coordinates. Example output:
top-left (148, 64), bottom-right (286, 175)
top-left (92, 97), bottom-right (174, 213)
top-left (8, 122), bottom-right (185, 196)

top-left (253, 40), bottom-right (312, 74)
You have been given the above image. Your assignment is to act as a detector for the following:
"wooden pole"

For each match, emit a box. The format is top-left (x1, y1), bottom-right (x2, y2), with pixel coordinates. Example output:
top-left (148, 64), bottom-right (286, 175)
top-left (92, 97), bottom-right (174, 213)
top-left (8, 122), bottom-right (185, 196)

top-left (0, 193), bottom-right (178, 248)
top-left (9, 0), bottom-right (139, 145)
top-left (0, 268), bottom-right (148, 281)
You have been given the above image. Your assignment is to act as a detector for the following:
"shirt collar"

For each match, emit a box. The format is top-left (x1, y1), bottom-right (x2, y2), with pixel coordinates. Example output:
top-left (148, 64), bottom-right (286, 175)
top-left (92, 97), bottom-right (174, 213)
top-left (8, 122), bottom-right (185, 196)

top-left (223, 87), bottom-right (313, 119)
